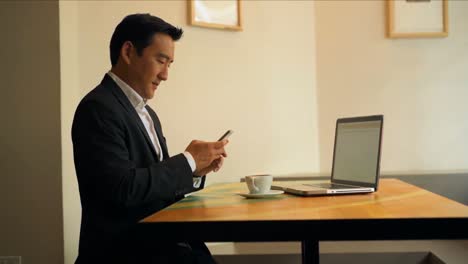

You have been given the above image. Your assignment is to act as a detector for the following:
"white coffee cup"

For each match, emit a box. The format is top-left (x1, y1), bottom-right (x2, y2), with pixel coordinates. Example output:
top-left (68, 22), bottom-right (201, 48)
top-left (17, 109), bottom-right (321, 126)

top-left (245, 174), bottom-right (273, 194)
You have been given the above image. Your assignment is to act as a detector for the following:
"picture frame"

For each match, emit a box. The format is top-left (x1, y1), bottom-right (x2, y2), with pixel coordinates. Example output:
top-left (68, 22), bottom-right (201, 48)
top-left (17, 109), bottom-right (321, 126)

top-left (387, 0), bottom-right (448, 39)
top-left (188, 0), bottom-right (242, 31)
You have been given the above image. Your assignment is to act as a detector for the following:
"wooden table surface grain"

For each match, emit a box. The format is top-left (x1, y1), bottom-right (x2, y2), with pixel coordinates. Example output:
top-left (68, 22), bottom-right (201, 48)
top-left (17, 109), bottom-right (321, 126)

top-left (142, 179), bottom-right (468, 223)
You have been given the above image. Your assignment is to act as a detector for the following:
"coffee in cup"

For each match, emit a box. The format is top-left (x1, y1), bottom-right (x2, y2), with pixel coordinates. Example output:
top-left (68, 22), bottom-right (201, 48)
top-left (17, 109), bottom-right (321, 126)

top-left (245, 174), bottom-right (273, 194)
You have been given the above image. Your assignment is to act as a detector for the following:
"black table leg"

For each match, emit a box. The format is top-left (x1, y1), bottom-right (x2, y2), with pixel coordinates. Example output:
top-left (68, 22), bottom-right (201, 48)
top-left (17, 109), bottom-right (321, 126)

top-left (301, 240), bottom-right (319, 264)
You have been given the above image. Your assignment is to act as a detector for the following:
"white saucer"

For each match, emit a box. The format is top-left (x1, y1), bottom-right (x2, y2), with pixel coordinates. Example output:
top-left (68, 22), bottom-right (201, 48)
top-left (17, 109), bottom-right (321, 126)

top-left (237, 190), bottom-right (284, 199)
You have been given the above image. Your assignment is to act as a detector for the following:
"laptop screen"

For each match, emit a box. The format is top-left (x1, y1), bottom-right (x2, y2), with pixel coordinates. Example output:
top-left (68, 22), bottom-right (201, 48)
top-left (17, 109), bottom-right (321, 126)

top-left (331, 116), bottom-right (383, 187)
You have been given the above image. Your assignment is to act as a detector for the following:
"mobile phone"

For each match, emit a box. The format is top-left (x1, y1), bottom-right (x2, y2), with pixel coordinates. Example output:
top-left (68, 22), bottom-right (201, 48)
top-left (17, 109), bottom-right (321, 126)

top-left (218, 130), bottom-right (233, 141)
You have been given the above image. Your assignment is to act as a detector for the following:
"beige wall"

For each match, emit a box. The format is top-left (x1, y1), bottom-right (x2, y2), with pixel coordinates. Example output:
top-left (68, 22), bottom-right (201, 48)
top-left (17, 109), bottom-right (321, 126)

top-left (60, 1), bottom-right (81, 264)
top-left (0, 1), bottom-right (63, 263)
top-left (315, 0), bottom-right (468, 174)
top-left (60, 0), bottom-right (318, 262)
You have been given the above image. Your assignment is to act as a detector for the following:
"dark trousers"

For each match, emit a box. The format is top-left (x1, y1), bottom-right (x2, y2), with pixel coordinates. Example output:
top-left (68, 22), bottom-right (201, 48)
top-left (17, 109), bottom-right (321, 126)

top-left (76, 241), bottom-right (216, 264)
top-left (136, 241), bottom-right (217, 264)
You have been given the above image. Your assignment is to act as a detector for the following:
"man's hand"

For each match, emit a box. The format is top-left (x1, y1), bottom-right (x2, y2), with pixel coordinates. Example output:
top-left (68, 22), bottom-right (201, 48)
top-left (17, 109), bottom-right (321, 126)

top-left (195, 156), bottom-right (224, 176)
top-left (185, 140), bottom-right (228, 176)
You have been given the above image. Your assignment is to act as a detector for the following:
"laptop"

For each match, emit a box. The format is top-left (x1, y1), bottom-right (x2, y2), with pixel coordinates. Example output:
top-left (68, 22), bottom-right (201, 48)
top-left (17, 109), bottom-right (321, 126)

top-left (272, 115), bottom-right (384, 196)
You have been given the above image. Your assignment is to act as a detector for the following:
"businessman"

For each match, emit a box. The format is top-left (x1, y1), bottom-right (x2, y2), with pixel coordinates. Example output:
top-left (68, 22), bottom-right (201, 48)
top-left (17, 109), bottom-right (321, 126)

top-left (72, 14), bottom-right (227, 263)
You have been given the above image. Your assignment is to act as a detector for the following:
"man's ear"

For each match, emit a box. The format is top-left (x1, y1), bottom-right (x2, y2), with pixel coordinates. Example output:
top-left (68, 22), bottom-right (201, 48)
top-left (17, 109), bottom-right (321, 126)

top-left (120, 41), bottom-right (133, 65)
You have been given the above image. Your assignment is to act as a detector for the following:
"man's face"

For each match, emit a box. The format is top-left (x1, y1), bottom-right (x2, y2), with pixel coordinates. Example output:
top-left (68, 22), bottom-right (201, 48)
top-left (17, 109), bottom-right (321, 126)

top-left (127, 33), bottom-right (174, 100)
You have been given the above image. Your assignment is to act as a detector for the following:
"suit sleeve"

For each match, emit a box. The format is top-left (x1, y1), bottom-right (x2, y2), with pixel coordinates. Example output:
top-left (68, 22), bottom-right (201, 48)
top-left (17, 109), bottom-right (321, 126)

top-left (147, 106), bottom-right (207, 191)
top-left (72, 100), bottom-right (194, 214)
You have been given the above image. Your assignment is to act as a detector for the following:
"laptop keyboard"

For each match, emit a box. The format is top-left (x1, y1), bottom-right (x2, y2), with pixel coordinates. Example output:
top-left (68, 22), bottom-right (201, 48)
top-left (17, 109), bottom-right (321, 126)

top-left (305, 183), bottom-right (360, 189)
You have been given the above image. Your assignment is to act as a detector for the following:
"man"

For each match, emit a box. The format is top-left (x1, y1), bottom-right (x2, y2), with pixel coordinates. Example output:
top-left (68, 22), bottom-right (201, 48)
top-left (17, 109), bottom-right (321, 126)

top-left (72, 14), bottom-right (227, 263)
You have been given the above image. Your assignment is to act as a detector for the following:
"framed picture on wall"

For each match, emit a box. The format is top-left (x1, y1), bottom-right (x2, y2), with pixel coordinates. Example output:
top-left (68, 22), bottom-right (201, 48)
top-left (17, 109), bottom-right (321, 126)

top-left (188, 0), bottom-right (242, 31)
top-left (387, 0), bottom-right (448, 38)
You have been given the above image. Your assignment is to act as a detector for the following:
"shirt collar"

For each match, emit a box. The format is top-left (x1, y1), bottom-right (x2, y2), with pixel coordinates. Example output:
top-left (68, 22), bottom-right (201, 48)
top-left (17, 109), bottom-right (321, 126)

top-left (107, 71), bottom-right (146, 110)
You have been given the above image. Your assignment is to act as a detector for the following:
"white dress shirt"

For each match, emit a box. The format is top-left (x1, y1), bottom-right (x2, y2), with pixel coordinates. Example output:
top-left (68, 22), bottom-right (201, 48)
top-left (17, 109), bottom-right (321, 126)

top-left (107, 72), bottom-right (201, 188)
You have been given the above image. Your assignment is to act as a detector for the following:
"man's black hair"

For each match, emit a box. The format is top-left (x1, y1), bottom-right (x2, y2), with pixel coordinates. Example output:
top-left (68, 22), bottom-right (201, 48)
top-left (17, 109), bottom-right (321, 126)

top-left (110, 13), bottom-right (183, 66)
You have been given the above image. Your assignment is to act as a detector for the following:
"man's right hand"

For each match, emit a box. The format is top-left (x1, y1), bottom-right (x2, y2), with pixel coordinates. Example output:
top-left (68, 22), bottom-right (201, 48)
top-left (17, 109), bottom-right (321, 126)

top-left (185, 140), bottom-right (228, 176)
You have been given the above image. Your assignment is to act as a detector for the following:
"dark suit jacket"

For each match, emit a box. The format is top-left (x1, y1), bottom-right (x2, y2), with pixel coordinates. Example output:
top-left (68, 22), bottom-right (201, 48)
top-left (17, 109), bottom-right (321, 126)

top-left (72, 75), bottom-right (205, 262)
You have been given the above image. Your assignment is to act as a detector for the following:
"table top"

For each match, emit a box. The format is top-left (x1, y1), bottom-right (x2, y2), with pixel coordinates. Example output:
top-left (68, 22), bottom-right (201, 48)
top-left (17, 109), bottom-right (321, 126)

top-left (139, 179), bottom-right (468, 242)
top-left (142, 179), bottom-right (468, 222)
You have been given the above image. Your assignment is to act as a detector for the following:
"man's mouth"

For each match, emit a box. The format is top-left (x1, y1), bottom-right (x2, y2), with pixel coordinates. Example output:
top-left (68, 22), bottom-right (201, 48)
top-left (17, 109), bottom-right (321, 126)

top-left (152, 81), bottom-right (159, 87)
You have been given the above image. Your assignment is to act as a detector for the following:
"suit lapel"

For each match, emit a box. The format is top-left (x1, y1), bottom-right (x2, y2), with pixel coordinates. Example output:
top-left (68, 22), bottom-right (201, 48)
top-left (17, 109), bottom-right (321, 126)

top-left (101, 75), bottom-right (158, 159)
top-left (146, 106), bottom-right (169, 160)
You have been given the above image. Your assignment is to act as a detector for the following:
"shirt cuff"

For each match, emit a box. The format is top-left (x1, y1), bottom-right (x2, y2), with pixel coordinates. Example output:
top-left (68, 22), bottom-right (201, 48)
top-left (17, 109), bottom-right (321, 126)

top-left (183, 151), bottom-right (196, 173)
top-left (183, 152), bottom-right (203, 188)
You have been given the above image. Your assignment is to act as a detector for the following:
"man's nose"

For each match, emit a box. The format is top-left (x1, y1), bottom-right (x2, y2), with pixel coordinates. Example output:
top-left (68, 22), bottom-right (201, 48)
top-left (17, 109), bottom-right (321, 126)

top-left (158, 67), bottom-right (168, 81)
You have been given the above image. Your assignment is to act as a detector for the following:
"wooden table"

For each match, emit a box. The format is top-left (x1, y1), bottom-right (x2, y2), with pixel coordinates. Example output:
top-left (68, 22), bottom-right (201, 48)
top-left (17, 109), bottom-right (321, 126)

top-left (139, 179), bottom-right (468, 264)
